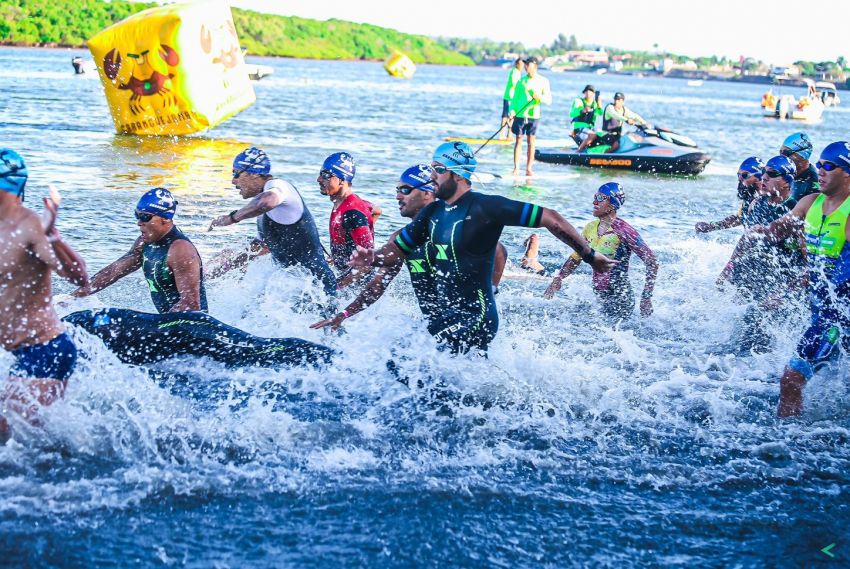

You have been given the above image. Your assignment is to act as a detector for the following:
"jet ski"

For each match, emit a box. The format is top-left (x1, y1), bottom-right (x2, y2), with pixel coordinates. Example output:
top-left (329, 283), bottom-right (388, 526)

top-left (535, 126), bottom-right (711, 175)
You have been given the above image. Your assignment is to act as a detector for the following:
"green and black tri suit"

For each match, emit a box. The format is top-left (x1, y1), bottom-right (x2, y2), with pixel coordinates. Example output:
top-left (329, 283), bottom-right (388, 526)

top-left (142, 226), bottom-right (208, 313)
top-left (404, 243), bottom-right (439, 322)
top-left (394, 191), bottom-right (543, 353)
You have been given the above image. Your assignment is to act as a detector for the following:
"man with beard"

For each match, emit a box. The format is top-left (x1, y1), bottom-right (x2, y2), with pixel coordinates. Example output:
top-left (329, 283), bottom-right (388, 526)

top-left (310, 164), bottom-right (508, 331)
top-left (349, 142), bottom-right (616, 354)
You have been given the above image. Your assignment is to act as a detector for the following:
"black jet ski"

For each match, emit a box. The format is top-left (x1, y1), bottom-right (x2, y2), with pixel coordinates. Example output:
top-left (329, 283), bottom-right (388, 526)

top-left (535, 126), bottom-right (711, 175)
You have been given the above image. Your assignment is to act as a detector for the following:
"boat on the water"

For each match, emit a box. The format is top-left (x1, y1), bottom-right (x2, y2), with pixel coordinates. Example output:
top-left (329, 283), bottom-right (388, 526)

top-left (71, 56), bottom-right (96, 74)
top-left (246, 63), bottom-right (274, 81)
top-left (817, 81), bottom-right (841, 107)
top-left (761, 78), bottom-right (825, 121)
top-left (535, 126), bottom-right (711, 175)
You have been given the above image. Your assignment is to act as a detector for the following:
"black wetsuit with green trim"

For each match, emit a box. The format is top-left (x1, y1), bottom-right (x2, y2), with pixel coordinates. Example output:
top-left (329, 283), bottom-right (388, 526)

top-left (142, 226), bottom-right (208, 313)
top-left (394, 191), bottom-right (543, 352)
top-left (63, 308), bottom-right (334, 368)
top-left (405, 243), bottom-right (438, 321)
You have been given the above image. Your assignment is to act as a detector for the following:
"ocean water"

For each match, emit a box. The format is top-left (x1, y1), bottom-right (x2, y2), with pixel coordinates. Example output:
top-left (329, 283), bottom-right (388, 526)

top-left (0, 47), bottom-right (849, 567)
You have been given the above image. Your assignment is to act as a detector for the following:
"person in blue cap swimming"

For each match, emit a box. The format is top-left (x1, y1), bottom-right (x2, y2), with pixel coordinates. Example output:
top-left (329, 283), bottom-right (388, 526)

top-left (544, 182), bottom-right (658, 321)
top-left (349, 142), bottom-right (616, 354)
top-left (310, 164), bottom-right (508, 331)
top-left (779, 132), bottom-right (819, 207)
top-left (0, 149), bottom-right (89, 443)
top-left (747, 142), bottom-right (850, 416)
top-left (73, 187), bottom-right (207, 313)
top-left (206, 147), bottom-right (337, 296)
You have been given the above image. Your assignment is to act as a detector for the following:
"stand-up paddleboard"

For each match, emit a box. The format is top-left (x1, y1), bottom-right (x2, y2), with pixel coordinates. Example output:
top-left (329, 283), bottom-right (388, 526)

top-left (446, 137), bottom-right (577, 148)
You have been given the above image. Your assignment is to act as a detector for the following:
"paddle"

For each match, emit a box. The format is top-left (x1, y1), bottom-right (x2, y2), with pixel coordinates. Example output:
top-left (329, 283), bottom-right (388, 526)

top-left (474, 98), bottom-right (538, 156)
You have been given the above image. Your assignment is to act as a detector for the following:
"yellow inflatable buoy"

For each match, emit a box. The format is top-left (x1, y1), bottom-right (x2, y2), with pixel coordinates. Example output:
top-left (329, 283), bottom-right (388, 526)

top-left (88, 1), bottom-right (255, 136)
top-left (384, 51), bottom-right (416, 79)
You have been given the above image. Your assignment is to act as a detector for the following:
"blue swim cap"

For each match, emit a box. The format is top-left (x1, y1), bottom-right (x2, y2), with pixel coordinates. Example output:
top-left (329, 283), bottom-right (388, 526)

top-left (233, 147), bottom-right (271, 176)
top-left (781, 132), bottom-right (813, 160)
top-left (738, 156), bottom-right (766, 176)
top-left (321, 152), bottom-right (356, 183)
top-left (0, 149), bottom-right (28, 197)
top-left (432, 141), bottom-right (477, 180)
top-left (819, 141), bottom-right (850, 173)
top-left (136, 187), bottom-right (178, 219)
top-left (765, 155), bottom-right (796, 183)
top-left (597, 182), bottom-right (625, 209)
top-left (399, 164), bottom-right (435, 191)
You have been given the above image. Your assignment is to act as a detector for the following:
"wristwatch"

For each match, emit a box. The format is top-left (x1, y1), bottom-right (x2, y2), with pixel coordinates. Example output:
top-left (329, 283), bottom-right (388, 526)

top-left (229, 210), bottom-right (238, 223)
top-left (581, 248), bottom-right (596, 264)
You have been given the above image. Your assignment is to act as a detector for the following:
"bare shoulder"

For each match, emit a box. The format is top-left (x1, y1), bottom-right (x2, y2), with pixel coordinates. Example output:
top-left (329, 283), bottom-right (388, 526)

top-left (168, 238), bottom-right (200, 259)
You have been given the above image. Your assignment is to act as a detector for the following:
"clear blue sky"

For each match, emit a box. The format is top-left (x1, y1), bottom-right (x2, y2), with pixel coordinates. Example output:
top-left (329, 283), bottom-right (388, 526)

top-left (233, 0), bottom-right (850, 65)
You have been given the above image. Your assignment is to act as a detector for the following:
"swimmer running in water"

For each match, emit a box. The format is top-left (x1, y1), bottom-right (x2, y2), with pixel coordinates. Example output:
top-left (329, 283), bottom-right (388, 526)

top-left (310, 164), bottom-right (508, 331)
top-left (0, 149), bottom-right (89, 443)
top-left (747, 142), bottom-right (850, 417)
top-left (544, 183), bottom-right (658, 320)
top-left (349, 142), bottom-right (616, 354)
top-left (73, 188), bottom-right (207, 313)
top-left (207, 147), bottom-right (337, 296)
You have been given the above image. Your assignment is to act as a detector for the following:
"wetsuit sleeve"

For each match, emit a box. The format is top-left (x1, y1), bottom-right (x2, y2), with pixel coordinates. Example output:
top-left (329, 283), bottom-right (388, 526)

top-left (613, 220), bottom-right (654, 261)
top-left (394, 202), bottom-right (438, 254)
top-left (463, 195), bottom-right (544, 256)
top-left (341, 210), bottom-right (373, 248)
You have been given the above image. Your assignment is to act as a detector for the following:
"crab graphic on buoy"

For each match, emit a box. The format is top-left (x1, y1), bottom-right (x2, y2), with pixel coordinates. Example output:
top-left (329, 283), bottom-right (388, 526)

top-left (103, 43), bottom-right (180, 115)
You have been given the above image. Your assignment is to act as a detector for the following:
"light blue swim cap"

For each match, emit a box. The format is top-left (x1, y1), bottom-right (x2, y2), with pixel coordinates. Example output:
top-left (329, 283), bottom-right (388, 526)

top-left (0, 149), bottom-right (28, 198)
top-left (781, 132), bottom-right (813, 160)
top-left (432, 141), bottom-right (477, 180)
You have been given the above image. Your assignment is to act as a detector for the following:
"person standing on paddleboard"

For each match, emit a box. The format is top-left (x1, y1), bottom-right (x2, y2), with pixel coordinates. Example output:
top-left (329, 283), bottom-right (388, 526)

top-left (508, 57), bottom-right (552, 177)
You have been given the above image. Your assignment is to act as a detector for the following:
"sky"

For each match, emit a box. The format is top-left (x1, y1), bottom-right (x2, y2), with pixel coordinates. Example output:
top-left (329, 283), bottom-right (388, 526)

top-left (233, 0), bottom-right (850, 65)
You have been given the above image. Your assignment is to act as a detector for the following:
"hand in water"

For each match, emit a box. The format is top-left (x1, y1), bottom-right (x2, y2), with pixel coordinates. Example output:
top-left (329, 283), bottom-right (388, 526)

top-left (694, 222), bottom-right (714, 233)
top-left (543, 276), bottom-right (562, 300)
top-left (349, 246), bottom-right (375, 268)
top-left (208, 214), bottom-right (234, 232)
top-left (310, 312), bottom-right (347, 331)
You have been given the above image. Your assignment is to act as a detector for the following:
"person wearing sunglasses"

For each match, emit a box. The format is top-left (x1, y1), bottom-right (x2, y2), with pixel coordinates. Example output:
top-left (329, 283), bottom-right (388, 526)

top-left (543, 183), bottom-right (658, 320)
top-left (779, 132), bottom-right (819, 207)
top-left (0, 149), bottom-right (89, 443)
top-left (349, 142), bottom-right (615, 354)
top-left (74, 187), bottom-right (207, 314)
top-left (310, 164), bottom-right (508, 331)
top-left (206, 147), bottom-right (336, 296)
top-left (695, 156), bottom-right (765, 234)
top-left (722, 155), bottom-right (807, 353)
top-left (317, 152), bottom-right (377, 289)
top-left (746, 142), bottom-right (850, 417)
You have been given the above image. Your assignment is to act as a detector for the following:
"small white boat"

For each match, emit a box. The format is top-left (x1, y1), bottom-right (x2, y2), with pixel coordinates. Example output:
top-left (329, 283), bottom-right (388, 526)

top-left (686, 79), bottom-right (703, 87)
top-left (816, 81), bottom-right (841, 107)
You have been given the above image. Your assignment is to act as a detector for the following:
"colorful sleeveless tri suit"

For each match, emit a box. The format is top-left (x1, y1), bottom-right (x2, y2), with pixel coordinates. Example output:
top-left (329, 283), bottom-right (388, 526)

top-left (394, 192), bottom-right (543, 353)
top-left (329, 193), bottom-right (374, 275)
top-left (570, 218), bottom-right (654, 320)
top-left (142, 226), bottom-right (208, 313)
top-left (788, 194), bottom-right (850, 379)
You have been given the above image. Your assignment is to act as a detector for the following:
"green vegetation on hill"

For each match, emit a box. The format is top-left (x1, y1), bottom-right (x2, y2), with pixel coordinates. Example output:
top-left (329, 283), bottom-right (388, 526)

top-left (0, 0), bottom-right (473, 65)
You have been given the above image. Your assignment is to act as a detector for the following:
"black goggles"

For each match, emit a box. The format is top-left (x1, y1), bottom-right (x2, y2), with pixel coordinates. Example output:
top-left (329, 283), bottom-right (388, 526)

top-left (135, 210), bottom-right (155, 222)
top-left (738, 170), bottom-right (762, 181)
top-left (396, 179), bottom-right (435, 195)
top-left (764, 169), bottom-right (787, 179)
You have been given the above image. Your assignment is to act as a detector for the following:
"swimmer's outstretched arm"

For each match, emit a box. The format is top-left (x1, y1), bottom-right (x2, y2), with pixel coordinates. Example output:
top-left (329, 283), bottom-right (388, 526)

top-left (543, 257), bottom-right (580, 299)
top-left (540, 209), bottom-right (617, 273)
top-left (72, 237), bottom-right (143, 297)
top-left (695, 214), bottom-right (741, 233)
top-left (748, 194), bottom-right (815, 242)
top-left (349, 240), bottom-right (407, 269)
top-left (208, 190), bottom-right (281, 231)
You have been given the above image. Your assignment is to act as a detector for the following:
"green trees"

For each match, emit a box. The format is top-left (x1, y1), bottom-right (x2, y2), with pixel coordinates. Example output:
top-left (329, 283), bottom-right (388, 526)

top-left (0, 0), bottom-right (473, 65)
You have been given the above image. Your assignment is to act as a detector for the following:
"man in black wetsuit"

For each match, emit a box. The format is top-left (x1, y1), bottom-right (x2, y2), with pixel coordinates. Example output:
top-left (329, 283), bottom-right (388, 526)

top-left (309, 164), bottom-right (508, 331)
top-left (350, 142), bottom-right (617, 353)
top-left (72, 188), bottom-right (207, 313)
top-left (207, 147), bottom-right (337, 296)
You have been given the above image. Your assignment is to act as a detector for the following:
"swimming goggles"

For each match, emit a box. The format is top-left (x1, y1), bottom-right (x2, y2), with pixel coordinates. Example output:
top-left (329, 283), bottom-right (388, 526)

top-left (396, 179), bottom-right (435, 195)
top-left (816, 161), bottom-right (839, 172)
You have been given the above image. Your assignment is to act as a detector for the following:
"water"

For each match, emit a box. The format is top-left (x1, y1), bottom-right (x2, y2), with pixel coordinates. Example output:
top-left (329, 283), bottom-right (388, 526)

top-left (1, 47), bottom-right (849, 567)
